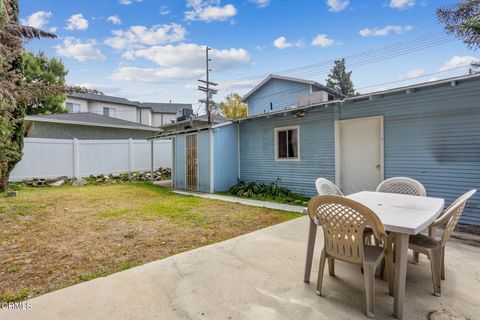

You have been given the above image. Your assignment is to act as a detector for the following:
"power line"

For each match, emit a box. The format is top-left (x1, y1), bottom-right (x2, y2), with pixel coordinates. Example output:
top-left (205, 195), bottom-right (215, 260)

top-left (222, 32), bottom-right (456, 86)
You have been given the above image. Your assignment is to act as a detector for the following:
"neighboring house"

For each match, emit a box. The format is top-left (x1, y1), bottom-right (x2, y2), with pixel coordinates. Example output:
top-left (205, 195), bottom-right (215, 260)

top-left (66, 93), bottom-right (192, 127)
top-left (157, 73), bottom-right (480, 226)
top-left (25, 113), bottom-right (160, 139)
top-left (241, 74), bottom-right (344, 116)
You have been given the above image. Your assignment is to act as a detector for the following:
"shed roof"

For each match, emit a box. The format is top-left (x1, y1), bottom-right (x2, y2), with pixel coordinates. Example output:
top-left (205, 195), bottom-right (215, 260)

top-left (26, 112), bottom-right (161, 131)
top-left (241, 74), bottom-right (344, 102)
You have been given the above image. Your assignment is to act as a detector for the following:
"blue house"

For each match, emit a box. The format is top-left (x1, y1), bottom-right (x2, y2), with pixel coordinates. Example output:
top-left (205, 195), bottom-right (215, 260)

top-left (156, 73), bottom-right (480, 226)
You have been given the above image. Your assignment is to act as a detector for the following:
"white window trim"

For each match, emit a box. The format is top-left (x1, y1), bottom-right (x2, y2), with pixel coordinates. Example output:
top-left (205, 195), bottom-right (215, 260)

top-left (274, 125), bottom-right (301, 161)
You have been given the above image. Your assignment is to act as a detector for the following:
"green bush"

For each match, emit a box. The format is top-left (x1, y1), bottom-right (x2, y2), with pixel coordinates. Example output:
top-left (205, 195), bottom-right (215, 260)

top-left (229, 179), bottom-right (308, 205)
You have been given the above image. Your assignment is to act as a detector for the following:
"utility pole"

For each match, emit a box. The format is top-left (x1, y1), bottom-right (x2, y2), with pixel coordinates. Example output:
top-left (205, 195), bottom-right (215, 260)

top-left (198, 46), bottom-right (218, 124)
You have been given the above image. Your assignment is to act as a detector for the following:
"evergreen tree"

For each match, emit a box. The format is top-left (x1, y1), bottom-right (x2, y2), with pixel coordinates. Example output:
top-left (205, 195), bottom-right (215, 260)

top-left (21, 51), bottom-right (68, 114)
top-left (325, 58), bottom-right (357, 97)
top-left (437, 0), bottom-right (480, 51)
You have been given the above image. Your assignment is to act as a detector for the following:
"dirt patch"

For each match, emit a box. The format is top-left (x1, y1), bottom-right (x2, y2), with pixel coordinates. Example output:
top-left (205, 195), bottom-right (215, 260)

top-left (0, 183), bottom-right (300, 302)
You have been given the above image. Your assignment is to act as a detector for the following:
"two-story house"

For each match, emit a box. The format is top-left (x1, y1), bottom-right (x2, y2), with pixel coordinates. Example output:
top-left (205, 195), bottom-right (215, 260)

top-left (65, 93), bottom-right (192, 127)
top-left (25, 93), bottom-right (193, 140)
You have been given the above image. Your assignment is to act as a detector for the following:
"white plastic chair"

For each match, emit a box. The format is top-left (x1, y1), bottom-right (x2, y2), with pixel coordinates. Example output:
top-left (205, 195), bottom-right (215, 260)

top-left (315, 178), bottom-right (344, 196)
top-left (376, 177), bottom-right (427, 196)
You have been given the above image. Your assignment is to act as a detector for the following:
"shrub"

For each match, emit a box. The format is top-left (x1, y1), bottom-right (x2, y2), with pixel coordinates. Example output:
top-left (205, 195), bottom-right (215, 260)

top-left (229, 179), bottom-right (308, 204)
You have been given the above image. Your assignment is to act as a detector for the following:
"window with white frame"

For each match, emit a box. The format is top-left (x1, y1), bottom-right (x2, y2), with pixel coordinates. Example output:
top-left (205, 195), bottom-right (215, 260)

top-left (103, 107), bottom-right (115, 117)
top-left (66, 102), bottom-right (81, 113)
top-left (275, 126), bottom-right (300, 160)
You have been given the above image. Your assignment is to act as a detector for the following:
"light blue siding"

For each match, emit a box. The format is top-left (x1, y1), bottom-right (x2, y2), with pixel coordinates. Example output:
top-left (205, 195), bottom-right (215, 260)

top-left (240, 77), bottom-right (480, 226)
top-left (214, 124), bottom-right (239, 192)
top-left (246, 79), bottom-right (311, 116)
top-left (240, 107), bottom-right (335, 196)
top-left (197, 131), bottom-right (211, 192)
top-left (339, 79), bottom-right (480, 226)
top-left (174, 135), bottom-right (186, 189)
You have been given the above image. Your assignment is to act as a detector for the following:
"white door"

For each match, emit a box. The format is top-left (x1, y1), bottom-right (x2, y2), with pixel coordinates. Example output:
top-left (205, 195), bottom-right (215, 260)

top-left (338, 116), bottom-right (384, 195)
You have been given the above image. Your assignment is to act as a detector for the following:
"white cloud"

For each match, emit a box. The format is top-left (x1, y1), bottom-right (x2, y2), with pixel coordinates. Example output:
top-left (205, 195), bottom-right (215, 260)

top-left (250, 0), bottom-right (270, 8)
top-left (217, 78), bottom-right (260, 90)
top-left (311, 34), bottom-right (335, 47)
top-left (110, 67), bottom-right (204, 82)
top-left (107, 15), bottom-right (122, 25)
top-left (389, 0), bottom-right (415, 10)
top-left (326, 0), bottom-right (349, 12)
top-left (119, 0), bottom-right (142, 5)
top-left (54, 37), bottom-right (105, 62)
top-left (21, 11), bottom-right (52, 29)
top-left (438, 56), bottom-right (478, 72)
top-left (112, 43), bottom-right (250, 82)
top-left (48, 26), bottom-right (57, 33)
top-left (160, 5), bottom-right (171, 15)
top-left (359, 25), bottom-right (413, 37)
top-left (66, 14), bottom-right (89, 31)
top-left (185, 0), bottom-right (237, 22)
top-left (428, 77), bottom-right (438, 82)
top-left (104, 23), bottom-right (187, 49)
top-left (273, 36), bottom-right (304, 49)
top-left (124, 43), bottom-right (250, 70)
top-left (402, 68), bottom-right (425, 79)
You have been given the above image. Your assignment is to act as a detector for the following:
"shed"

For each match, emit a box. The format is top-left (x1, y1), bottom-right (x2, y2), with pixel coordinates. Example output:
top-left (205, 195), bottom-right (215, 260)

top-left (154, 121), bottom-right (239, 193)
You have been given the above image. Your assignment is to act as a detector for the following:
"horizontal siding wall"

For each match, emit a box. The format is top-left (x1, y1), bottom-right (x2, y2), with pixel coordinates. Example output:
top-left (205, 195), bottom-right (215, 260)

top-left (214, 124), bottom-right (239, 192)
top-left (247, 79), bottom-right (310, 116)
top-left (240, 107), bottom-right (335, 196)
top-left (339, 79), bottom-right (480, 226)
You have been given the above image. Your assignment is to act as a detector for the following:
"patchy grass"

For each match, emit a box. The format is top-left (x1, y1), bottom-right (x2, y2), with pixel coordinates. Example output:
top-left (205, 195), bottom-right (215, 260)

top-left (0, 182), bottom-right (300, 302)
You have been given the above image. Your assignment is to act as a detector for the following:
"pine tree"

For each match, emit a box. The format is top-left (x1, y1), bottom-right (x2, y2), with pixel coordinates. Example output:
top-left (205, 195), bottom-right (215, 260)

top-left (437, 0), bottom-right (480, 51)
top-left (325, 58), bottom-right (357, 97)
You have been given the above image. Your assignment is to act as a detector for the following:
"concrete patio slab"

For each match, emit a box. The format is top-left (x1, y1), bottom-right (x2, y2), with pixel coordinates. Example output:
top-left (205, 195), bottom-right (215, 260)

top-left (2, 216), bottom-right (480, 320)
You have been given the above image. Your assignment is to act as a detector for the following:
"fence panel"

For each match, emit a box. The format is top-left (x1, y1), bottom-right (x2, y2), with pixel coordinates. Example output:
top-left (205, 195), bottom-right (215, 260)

top-left (9, 138), bottom-right (172, 181)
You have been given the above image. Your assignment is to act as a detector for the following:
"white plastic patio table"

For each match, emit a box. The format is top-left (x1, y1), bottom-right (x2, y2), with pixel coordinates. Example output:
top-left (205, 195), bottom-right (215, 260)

top-left (346, 191), bottom-right (445, 319)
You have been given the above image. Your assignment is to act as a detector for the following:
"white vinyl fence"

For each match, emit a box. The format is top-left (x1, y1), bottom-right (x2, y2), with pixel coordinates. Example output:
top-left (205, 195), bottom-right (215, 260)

top-left (10, 138), bottom-right (172, 181)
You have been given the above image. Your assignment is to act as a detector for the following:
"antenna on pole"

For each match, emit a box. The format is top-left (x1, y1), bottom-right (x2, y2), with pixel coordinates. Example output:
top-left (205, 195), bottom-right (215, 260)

top-left (198, 46), bottom-right (217, 124)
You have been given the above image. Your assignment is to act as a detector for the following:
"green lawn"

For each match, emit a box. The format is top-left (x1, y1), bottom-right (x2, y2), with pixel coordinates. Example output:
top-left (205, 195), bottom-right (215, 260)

top-left (0, 182), bottom-right (301, 302)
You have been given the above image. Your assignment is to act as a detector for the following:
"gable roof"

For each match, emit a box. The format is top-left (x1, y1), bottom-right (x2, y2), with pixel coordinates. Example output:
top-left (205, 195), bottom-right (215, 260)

top-left (141, 102), bottom-right (192, 114)
top-left (241, 74), bottom-right (344, 103)
top-left (26, 112), bottom-right (161, 131)
top-left (68, 93), bottom-right (193, 113)
top-left (68, 92), bottom-right (140, 107)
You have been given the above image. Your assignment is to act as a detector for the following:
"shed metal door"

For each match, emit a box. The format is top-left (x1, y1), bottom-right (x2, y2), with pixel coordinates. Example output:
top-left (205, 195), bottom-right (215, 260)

top-left (338, 116), bottom-right (384, 194)
top-left (185, 134), bottom-right (198, 191)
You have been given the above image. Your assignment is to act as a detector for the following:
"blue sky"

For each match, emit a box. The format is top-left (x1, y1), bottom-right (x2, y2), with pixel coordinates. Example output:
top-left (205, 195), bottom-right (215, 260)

top-left (21, 0), bottom-right (478, 114)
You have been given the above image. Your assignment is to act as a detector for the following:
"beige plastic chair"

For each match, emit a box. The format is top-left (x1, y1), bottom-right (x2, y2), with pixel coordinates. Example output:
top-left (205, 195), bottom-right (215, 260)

top-left (376, 177), bottom-right (427, 196)
top-left (304, 178), bottom-right (343, 285)
top-left (408, 189), bottom-right (476, 296)
top-left (307, 195), bottom-right (388, 318)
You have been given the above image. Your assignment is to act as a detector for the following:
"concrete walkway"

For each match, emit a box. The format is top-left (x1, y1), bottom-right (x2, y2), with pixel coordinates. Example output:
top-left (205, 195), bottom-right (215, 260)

top-left (173, 190), bottom-right (306, 214)
top-left (2, 216), bottom-right (480, 320)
